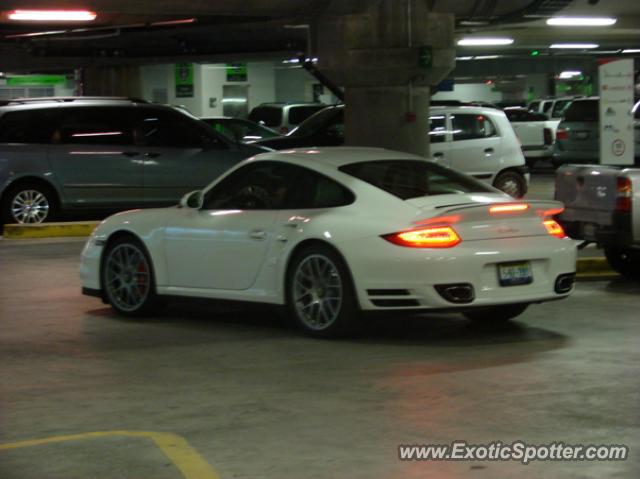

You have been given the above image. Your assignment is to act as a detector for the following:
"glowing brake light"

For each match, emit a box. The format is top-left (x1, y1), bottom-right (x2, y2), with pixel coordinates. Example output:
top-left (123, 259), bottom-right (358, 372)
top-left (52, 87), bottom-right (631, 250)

top-left (489, 203), bottom-right (530, 215)
top-left (543, 219), bottom-right (566, 239)
top-left (382, 226), bottom-right (461, 248)
top-left (615, 177), bottom-right (632, 212)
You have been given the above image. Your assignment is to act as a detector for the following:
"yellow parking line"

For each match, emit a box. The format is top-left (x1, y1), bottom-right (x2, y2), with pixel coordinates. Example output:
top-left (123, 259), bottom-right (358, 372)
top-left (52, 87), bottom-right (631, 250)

top-left (0, 430), bottom-right (220, 479)
top-left (2, 221), bottom-right (99, 239)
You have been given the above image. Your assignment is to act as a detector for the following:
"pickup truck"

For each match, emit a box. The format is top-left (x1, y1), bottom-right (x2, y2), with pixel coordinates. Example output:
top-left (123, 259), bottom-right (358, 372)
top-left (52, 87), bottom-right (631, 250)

top-left (504, 107), bottom-right (559, 168)
top-left (555, 164), bottom-right (640, 278)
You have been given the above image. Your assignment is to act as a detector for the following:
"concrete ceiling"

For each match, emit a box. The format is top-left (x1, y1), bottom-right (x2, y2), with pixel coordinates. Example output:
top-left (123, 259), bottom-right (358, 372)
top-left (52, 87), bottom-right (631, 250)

top-left (0, 0), bottom-right (638, 71)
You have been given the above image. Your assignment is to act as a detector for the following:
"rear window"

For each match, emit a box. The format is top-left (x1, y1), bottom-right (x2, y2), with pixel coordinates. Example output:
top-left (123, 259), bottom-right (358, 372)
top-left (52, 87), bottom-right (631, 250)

top-left (339, 160), bottom-right (492, 200)
top-left (563, 100), bottom-right (598, 122)
top-left (288, 105), bottom-right (326, 125)
top-left (249, 106), bottom-right (283, 127)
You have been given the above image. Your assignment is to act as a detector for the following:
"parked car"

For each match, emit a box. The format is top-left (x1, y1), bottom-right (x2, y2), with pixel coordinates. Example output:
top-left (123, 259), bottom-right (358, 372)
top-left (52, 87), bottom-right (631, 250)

top-left (81, 147), bottom-right (576, 337)
top-left (255, 104), bottom-right (530, 198)
top-left (529, 96), bottom-right (581, 120)
top-left (504, 107), bottom-right (559, 167)
top-left (552, 97), bottom-right (600, 167)
top-left (200, 117), bottom-right (280, 143)
top-left (248, 102), bottom-right (327, 135)
top-left (555, 164), bottom-right (640, 278)
top-left (0, 97), bottom-right (265, 224)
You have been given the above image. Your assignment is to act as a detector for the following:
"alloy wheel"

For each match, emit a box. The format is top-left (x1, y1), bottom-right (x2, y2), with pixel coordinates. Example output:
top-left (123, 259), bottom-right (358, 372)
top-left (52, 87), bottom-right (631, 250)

top-left (104, 243), bottom-right (151, 312)
top-left (11, 190), bottom-right (50, 224)
top-left (292, 254), bottom-right (343, 331)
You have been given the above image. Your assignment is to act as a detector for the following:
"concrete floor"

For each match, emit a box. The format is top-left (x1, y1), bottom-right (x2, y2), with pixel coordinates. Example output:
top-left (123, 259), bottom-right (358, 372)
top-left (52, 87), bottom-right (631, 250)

top-left (1, 238), bottom-right (638, 479)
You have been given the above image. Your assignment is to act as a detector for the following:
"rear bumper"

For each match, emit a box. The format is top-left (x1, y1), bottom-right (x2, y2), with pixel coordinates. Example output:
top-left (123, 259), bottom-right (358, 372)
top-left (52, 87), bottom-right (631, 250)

top-left (552, 149), bottom-right (599, 165)
top-left (523, 145), bottom-right (553, 158)
top-left (344, 235), bottom-right (577, 311)
top-left (558, 212), bottom-right (634, 246)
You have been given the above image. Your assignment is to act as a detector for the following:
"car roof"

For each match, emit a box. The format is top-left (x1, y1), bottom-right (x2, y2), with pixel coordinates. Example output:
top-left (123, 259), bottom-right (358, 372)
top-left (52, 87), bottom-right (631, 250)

top-left (254, 102), bottom-right (325, 108)
top-left (251, 147), bottom-right (423, 169)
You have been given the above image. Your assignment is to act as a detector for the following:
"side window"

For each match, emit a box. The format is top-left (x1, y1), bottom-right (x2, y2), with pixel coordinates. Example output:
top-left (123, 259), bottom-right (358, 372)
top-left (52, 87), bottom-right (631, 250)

top-left (529, 101), bottom-right (540, 112)
top-left (203, 162), bottom-right (298, 210)
top-left (55, 107), bottom-right (133, 146)
top-left (287, 167), bottom-right (354, 208)
top-left (451, 114), bottom-right (497, 141)
top-left (0, 109), bottom-right (58, 144)
top-left (542, 102), bottom-right (553, 114)
top-left (429, 115), bottom-right (447, 143)
top-left (138, 109), bottom-right (219, 148)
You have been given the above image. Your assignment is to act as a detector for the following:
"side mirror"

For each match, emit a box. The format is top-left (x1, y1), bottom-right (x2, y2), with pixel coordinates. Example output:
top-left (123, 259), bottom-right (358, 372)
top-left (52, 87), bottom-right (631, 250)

top-left (180, 190), bottom-right (204, 209)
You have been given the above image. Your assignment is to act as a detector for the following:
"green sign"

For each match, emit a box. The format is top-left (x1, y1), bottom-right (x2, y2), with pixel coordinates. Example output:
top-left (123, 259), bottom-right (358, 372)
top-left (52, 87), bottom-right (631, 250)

top-left (226, 63), bottom-right (247, 82)
top-left (175, 63), bottom-right (194, 98)
top-left (7, 75), bottom-right (67, 86)
top-left (419, 46), bottom-right (432, 69)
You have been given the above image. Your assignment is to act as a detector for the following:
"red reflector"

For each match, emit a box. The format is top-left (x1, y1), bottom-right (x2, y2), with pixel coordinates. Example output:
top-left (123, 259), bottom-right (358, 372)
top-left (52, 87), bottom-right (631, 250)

top-left (383, 226), bottom-right (461, 248)
top-left (556, 129), bottom-right (569, 140)
top-left (616, 177), bottom-right (632, 212)
top-left (489, 203), bottom-right (530, 215)
top-left (543, 219), bottom-right (566, 239)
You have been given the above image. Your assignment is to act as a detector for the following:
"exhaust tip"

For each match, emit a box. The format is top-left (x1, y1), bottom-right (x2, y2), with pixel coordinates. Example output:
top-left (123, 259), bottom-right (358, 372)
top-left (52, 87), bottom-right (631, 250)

top-left (435, 283), bottom-right (475, 304)
top-left (555, 273), bottom-right (575, 294)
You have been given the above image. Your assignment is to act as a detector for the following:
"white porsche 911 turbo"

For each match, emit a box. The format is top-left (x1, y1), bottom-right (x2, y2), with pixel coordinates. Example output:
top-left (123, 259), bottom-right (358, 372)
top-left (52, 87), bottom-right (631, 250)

top-left (81, 147), bottom-right (577, 337)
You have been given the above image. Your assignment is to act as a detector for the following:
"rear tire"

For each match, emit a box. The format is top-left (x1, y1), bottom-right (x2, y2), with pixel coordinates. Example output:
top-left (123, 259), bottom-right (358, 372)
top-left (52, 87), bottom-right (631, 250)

top-left (604, 247), bottom-right (640, 280)
top-left (286, 244), bottom-right (362, 338)
top-left (2, 182), bottom-right (58, 224)
top-left (493, 171), bottom-right (526, 198)
top-left (464, 303), bottom-right (529, 324)
top-left (101, 236), bottom-right (158, 316)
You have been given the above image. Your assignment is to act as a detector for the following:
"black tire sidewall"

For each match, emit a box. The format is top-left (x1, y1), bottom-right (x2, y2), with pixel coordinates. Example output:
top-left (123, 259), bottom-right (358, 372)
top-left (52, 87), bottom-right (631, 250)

top-left (286, 244), bottom-right (361, 338)
top-left (101, 236), bottom-right (158, 316)
top-left (604, 247), bottom-right (640, 280)
top-left (2, 182), bottom-right (58, 224)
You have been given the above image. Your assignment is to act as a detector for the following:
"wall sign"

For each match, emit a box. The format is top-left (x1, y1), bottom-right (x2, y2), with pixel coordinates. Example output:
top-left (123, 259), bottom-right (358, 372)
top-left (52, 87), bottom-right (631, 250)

top-left (598, 58), bottom-right (634, 165)
top-left (226, 63), bottom-right (247, 82)
top-left (7, 75), bottom-right (67, 86)
top-left (175, 63), bottom-right (194, 98)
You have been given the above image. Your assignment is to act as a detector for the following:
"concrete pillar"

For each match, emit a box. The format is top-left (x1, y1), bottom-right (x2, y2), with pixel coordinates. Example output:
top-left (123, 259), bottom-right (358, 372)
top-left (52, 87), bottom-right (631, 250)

top-left (82, 65), bottom-right (142, 98)
top-left (318, 0), bottom-right (455, 157)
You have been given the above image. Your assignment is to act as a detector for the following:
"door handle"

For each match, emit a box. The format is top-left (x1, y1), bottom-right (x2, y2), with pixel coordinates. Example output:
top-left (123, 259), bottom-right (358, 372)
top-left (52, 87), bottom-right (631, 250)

top-left (433, 152), bottom-right (444, 158)
top-left (144, 152), bottom-right (161, 158)
top-left (283, 222), bottom-right (298, 228)
top-left (249, 230), bottom-right (267, 240)
top-left (484, 148), bottom-right (494, 154)
top-left (122, 151), bottom-right (140, 157)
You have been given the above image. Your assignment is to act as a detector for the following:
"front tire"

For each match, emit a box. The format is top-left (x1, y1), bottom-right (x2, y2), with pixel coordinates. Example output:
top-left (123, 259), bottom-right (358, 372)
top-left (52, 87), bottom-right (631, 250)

top-left (493, 171), bottom-right (526, 198)
top-left (464, 303), bottom-right (529, 324)
top-left (101, 236), bottom-right (158, 316)
top-left (286, 244), bottom-right (362, 338)
top-left (2, 182), bottom-right (58, 224)
top-left (604, 246), bottom-right (640, 280)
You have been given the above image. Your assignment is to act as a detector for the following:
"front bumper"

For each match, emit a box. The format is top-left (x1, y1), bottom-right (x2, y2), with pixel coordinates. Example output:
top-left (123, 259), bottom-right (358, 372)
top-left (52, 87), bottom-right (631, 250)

top-left (344, 235), bottom-right (577, 311)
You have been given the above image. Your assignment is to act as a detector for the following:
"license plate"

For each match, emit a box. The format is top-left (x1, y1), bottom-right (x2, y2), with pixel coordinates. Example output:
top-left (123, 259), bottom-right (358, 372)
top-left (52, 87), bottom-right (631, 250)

top-left (575, 131), bottom-right (589, 139)
top-left (498, 262), bottom-right (533, 287)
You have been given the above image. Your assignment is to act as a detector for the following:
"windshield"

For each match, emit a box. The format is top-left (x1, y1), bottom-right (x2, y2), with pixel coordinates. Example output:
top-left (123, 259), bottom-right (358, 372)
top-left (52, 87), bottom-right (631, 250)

top-left (289, 107), bottom-right (343, 137)
top-left (339, 160), bottom-right (492, 200)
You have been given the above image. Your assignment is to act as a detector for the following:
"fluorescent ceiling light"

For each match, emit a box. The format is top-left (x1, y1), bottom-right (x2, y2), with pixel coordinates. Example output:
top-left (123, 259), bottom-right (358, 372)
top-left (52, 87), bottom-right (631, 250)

top-left (8, 10), bottom-right (97, 21)
top-left (549, 43), bottom-right (598, 49)
top-left (455, 56), bottom-right (474, 61)
top-left (457, 37), bottom-right (514, 46)
top-left (622, 49), bottom-right (640, 53)
top-left (474, 55), bottom-right (500, 60)
top-left (547, 17), bottom-right (616, 26)
top-left (558, 70), bottom-right (582, 79)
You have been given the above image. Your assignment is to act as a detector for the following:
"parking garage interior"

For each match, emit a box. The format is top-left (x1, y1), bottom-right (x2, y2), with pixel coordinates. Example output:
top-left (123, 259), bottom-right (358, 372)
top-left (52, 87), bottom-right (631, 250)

top-left (1, 1), bottom-right (640, 478)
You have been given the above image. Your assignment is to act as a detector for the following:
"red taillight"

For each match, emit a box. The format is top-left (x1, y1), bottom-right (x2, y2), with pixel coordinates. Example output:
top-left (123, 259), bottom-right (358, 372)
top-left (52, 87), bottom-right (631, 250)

top-left (616, 177), bottom-right (632, 212)
top-left (556, 129), bottom-right (568, 141)
top-left (543, 219), bottom-right (566, 239)
top-left (489, 203), bottom-right (530, 215)
top-left (382, 226), bottom-right (461, 248)
top-left (543, 127), bottom-right (553, 145)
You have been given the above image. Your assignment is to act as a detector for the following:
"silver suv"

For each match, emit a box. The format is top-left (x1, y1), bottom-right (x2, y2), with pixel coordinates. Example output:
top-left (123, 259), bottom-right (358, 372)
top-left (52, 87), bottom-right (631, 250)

top-left (248, 102), bottom-right (327, 135)
top-left (0, 97), bottom-right (264, 224)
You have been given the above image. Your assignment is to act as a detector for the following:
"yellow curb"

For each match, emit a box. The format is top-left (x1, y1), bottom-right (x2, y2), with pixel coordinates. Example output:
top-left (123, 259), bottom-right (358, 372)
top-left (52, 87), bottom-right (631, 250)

top-left (2, 221), bottom-right (99, 239)
top-left (0, 430), bottom-right (220, 479)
